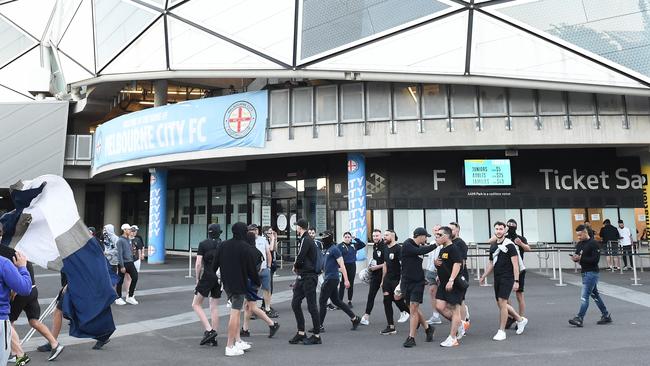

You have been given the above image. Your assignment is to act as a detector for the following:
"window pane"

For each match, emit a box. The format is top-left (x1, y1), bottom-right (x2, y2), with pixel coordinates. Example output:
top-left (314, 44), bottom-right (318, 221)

top-left (425, 209), bottom-right (456, 228)
top-left (335, 210), bottom-right (348, 242)
top-left (270, 89), bottom-right (289, 126)
top-left (373, 209), bottom-right (389, 232)
top-left (568, 92), bottom-right (595, 115)
top-left (554, 208), bottom-right (572, 242)
top-left (394, 84), bottom-right (419, 119)
top-left (538, 90), bottom-right (566, 115)
top-left (479, 86), bottom-right (506, 116)
top-left (393, 209), bottom-right (424, 244)
top-left (488, 209), bottom-right (521, 228)
top-left (229, 184), bottom-right (248, 240)
top-left (210, 186), bottom-right (227, 234)
top-left (190, 187), bottom-right (207, 249)
top-left (0, 18), bottom-right (35, 67)
top-left (521, 209), bottom-right (555, 243)
top-left (626, 96), bottom-right (650, 114)
top-left (316, 85), bottom-right (337, 123)
top-left (366, 82), bottom-right (391, 120)
top-left (175, 188), bottom-right (191, 250)
top-left (450, 85), bottom-right (477, 117)
top-left (292, 87), bottom-right (313, 124)
top-left (457, 209), bottom-right (489, 243)
top-left (422, 84), bottom-right (448, 118)
top-left (597, 94), bottom-right (623, 115)
top-left (509, 88), bottom-right (536, 115)
top-left (341, 83), bottom-right (364, 121)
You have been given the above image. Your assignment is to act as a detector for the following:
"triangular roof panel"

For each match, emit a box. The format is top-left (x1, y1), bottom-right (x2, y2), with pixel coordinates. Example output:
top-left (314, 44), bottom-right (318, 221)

top-left (0, 16), bottom-right (37, 68)
top-left (470, 12), bottom-right (648, 89)
top-left (307, 12), bottom-right (468, 75)
top-left (167, 17), bottom-right (282, 70)
top-left (0, 0), bottom-right (56, 40)
top-left (58, 52), bottom-right (94, 84)
top-left (48, 0), bottom-right (83, 46)
top-left (58, 0), bottom-right (95, 73)
top-left (0, 47), bottom-right (50, 95)
top-left (102, 17), bottom-right (166, 74)
top-left (172, 0), bottom-right (294, 65)
top-left (0, 84), bottom-right (33, 101)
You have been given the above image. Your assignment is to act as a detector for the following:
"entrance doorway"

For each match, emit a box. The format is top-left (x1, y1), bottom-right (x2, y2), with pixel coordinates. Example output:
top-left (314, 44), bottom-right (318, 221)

top-left (272, 197), bottom-right (297, 261)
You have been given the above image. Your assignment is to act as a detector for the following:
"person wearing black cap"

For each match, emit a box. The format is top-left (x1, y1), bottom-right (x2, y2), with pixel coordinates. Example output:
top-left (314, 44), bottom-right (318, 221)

top-left (193, 223), bottom-right (223, 346)
top-left (289, 219), bottom-right (322, 345)
top-left (400, 227), bottom-right (436, 348)
top-left (211, 222), bottom-right (260, 356)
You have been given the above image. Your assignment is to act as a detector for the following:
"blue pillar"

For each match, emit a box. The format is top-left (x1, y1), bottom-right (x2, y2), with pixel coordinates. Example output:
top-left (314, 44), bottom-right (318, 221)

top-left (347, 153), bottom-right (367, 261)
top-left (148, 168), bottom-right (167, 264)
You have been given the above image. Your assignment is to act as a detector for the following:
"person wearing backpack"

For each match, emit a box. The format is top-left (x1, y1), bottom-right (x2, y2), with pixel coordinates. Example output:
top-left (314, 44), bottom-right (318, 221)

top-left (315, 230), bottom-right (360, 333)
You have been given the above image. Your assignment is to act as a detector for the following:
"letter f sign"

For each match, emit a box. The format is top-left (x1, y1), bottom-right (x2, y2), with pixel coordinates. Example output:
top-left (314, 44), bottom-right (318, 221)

top-left (433, 170), bottom-right (446, 191)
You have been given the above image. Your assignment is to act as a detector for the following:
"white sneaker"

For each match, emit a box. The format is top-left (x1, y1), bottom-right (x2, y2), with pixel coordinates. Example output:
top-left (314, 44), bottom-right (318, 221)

top-left (114, 298), bottom-right (126, 306)
top-left (235, 340), bottom-right (251, 351)
top-left (440, 335), bottom-right (459, 347)
top-left (227, 300), bottom-right (232, 308)
top-left (360, 315), bottom-right (370, 326)
top-left (457, 322), bottom-right (465, 340)
top-left (225, 345), bottom-right (244, 356)
top-left (492, 329), bottom-right (506, 341)
top-left (464, 304), bottom-right (470, 322)
top-left (398, 311), bottom-right (410, 323)
top-left (427, 314), bottom-right (442, 325)
top-left (125, 296), bottom-right (139, 305)
top-left (516, 317), bottom-right (528, 335)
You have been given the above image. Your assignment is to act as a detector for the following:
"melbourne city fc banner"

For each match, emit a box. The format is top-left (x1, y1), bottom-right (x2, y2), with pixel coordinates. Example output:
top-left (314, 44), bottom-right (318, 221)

top-left (347, 153), bottom-right (367, 261)
top-left (93, 90), bottom-right (268, 168)
top-left (0, 175), bottom-right (116, 340)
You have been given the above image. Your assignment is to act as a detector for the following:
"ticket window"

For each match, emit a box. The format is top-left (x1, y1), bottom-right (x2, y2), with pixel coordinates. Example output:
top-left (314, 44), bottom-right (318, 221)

top-left (585, 208), bottom-right (604, 241)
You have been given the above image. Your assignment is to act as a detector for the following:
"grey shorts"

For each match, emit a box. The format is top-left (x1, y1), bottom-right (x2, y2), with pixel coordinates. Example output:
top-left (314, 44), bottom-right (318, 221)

top-left (228, 293), bottom-right (246, 311)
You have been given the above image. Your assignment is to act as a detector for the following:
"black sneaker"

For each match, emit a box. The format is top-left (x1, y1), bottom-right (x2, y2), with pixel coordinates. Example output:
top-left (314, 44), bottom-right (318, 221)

top-left (15, 354), bottom-right (30, 366)
top-left (92, 339), bottom-right (110, 350)
top-left (348, 301), bottom-right (353, 308)
top-left (302, 335), bottom-right (322, 345)
top-left (568, 316), bottom-right (584, 327)
top-left (597, 314), bottom-right (612, 325)
top-left (210, 338), bottom-right (218, 346)
top-left (425, 325), bottom-right (434, 342)
top-left (266, 309), bottom-right (279, 318)
top-left (403, 336), bottom-right (416, 348)
top-left (351, 316), bottom-right (361, 330)
top-left (200, 329), bottom-right (218, 345)
top-left (327, 304), bottom-right (337, 310)
top-left (240, 328), bottom-right (250, 337)
top-left (308, 326), bottom-right (325, 333)
top-left (289, 333), bottom-right (307, 344)
top-left (37, 343), bottom-right (51, 352)
top-left (269, 322), bottom-right (280, 338)
top-left (380, 326), bottom-right (397, 335)
top-left (505, 316), bottom-right (515, 330)
top-left (48, 343), bottom-right (64, 361)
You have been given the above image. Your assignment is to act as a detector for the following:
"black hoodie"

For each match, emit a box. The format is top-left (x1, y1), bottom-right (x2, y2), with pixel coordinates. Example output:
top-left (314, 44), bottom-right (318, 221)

top-left (212, 222), bottom-right (260, 295)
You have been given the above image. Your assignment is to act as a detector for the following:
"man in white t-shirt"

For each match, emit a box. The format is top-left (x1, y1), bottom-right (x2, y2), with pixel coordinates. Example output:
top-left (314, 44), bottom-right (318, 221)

top-left (617, 220), bottom-right (634, 270)
top-left (251, 225), bottom-right (274, 314)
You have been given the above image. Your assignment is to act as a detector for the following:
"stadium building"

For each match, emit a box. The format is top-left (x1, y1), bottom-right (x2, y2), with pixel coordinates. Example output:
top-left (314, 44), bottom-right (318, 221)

top-left (1, 0), bottom-right (650, 261)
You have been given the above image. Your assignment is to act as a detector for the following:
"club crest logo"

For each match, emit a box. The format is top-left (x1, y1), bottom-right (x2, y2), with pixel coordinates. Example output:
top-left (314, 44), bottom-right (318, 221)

top-left (224, 101), bottom-right (256, 139)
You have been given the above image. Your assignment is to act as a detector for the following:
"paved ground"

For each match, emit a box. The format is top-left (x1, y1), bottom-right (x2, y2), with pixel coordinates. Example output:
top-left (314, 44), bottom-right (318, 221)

top-left (15, 256), bottom-right (650, 365)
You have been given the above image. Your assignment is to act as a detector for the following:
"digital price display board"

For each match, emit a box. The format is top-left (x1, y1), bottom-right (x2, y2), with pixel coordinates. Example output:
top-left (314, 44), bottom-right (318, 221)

top-left (464, 159), bottom-right (512, 186)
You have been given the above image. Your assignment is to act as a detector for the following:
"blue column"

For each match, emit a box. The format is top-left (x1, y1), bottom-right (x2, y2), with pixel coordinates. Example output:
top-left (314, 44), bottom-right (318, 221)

top-left (148, 168), bottom-right (167, 264)
top-left (347, 153), bottom-right (367, 261)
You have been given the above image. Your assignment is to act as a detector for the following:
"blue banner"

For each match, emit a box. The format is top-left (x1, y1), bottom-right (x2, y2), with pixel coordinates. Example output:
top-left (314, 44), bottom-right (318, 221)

top-left (93, 91), bottom-right (268, 168)
top-left (148, 169), bottom-right (167, 264)
top-left (347, 153), bottom-right (367, 261)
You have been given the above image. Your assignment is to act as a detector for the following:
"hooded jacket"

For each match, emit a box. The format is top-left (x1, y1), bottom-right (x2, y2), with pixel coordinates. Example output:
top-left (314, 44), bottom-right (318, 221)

top-left (212, 222), bottom-right (260, 295)
top-left (102, 224), bottom-right (120, 266)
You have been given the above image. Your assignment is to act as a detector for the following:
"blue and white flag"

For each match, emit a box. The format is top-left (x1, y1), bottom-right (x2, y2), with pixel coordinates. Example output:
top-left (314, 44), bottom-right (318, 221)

top-left (0, 175), bottom-right (116, 340)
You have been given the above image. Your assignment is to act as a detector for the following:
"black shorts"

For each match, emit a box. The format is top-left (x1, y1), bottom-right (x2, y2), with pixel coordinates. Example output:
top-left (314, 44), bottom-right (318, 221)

top-left (494, 276), bottom-right (514, 300)
top-left (516, 270), bottom-right (526, 293)
top-left (435, 282), bottom-right (463, 306)
top-left (402, 280), bottom-right (425, 304)
top-left (195, 277), bottom-right (222, 299)
top-left (382, 277), bottom-right (400, 294)
top-left (10, 287), bottom-right (40, 322)
top-left (55, 287), bottom-right (65, 311)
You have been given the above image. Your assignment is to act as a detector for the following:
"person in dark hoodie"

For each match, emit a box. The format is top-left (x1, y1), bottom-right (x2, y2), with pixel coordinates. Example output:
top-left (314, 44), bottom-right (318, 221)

top-left (211, 222), bottom-right (260, 357)
top-left (193, 223), bottom-right (223, 346)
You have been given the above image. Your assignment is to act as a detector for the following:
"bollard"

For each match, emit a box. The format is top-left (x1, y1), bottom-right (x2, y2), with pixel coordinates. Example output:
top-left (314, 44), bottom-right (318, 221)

top-left (480, 254), bottom-right (490, 287)
top-left (475, 244), bottom-right (481, 281)
top-left (550, 247), bottom-right (558, 280)
top-left (631, 252), bottom-right (642, 286)
top-left (185, 246), bottom-right (193, 279)
top-left (555, 248), bottom-right (567, 287)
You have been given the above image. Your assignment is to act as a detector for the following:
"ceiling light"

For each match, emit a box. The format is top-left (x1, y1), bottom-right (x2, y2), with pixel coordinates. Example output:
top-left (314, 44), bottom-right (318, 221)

top-left (125, 173), bottom-right (134, 176)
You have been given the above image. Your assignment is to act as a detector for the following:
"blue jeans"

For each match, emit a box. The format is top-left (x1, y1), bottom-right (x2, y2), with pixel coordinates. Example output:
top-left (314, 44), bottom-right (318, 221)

top-left (577, 271), bottom-right (609, 319)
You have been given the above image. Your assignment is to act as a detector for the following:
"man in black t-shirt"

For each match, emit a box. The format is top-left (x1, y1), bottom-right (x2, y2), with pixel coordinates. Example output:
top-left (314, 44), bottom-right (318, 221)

top-left (480, 221), bottom-right (528, 341)
top-left (380, 230), bottom-right (409, 335)
top-left (361, 229), bottom-right (386, 326)
top-left (449, 222), bottom-right (470, 331)
top-left (433, 226), bottom-right (463, 347)
top-left (193, 224), bottom-right (223, 346)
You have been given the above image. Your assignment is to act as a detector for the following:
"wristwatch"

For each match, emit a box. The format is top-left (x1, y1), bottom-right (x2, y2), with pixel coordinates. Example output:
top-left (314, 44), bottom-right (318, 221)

top-left (514, 280), bottom-right (519, 283)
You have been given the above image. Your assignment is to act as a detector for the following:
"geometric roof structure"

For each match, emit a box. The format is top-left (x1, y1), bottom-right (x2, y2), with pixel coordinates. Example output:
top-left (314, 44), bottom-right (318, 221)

top-left (0, 0), bottom-right (649, 102)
